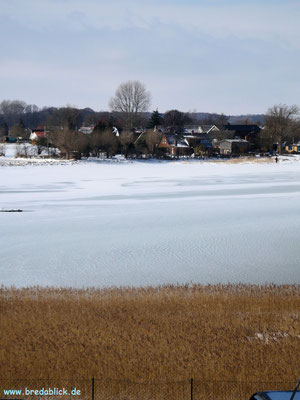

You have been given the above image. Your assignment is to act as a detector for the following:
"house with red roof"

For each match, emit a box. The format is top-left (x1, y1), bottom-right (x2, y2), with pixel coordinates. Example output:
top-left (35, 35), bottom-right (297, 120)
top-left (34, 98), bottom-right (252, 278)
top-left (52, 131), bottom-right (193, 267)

top-left (29, 126), bottom-right (48, 142)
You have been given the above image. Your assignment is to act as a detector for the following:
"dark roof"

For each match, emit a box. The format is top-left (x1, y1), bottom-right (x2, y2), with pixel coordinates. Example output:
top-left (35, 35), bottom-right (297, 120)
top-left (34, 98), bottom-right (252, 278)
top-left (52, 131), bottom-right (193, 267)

top-left (225, 124), bottom-right (261, 133)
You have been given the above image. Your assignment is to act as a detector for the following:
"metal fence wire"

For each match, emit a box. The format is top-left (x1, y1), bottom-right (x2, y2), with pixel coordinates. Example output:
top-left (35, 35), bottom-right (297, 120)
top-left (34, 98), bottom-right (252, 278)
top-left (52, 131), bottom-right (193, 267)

top-left (0, 379), bottom-right (296, 400)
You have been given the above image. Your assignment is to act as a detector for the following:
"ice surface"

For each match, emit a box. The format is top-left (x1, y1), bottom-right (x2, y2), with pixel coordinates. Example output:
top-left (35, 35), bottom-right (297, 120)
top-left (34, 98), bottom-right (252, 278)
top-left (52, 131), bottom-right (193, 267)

top-left (1, 150), bottom-right (300, 287)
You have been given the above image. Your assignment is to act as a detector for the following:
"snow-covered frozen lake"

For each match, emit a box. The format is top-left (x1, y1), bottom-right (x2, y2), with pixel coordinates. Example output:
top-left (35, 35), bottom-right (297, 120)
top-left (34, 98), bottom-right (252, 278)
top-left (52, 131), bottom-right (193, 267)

top-left (1, 152), bottom-right (300, 287)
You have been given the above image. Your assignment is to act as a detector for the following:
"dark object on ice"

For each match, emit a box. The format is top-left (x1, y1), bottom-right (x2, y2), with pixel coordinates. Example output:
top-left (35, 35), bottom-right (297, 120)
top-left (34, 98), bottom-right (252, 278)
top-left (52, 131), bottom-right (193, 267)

top-left (0, 209), bottom-right (23, 212)
top-left (250, 379), bottom-right (300, 400)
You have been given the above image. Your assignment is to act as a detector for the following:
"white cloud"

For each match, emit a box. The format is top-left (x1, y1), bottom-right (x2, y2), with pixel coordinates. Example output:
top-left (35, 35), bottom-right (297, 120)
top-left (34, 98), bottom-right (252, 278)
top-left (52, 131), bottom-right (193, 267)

top-left (0, 0), bottom-right (299, 113)
top-left (2, 0), bottom-right (300, 48)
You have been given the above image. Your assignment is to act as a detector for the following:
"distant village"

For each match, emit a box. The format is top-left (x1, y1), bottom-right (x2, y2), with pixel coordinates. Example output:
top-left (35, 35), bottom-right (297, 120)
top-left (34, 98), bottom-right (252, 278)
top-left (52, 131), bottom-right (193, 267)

top-left (12, 122), bottom-right (264, 158)
top-left (0, 96), bottom-right (299, 160)
top-left (2, 121), bottom-right (300, 160)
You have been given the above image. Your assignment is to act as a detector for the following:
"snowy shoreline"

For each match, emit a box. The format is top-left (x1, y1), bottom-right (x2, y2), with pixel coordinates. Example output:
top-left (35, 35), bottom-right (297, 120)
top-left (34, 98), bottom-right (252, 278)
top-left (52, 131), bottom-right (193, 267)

top-left (0, 154), bottom-right (298, 167)
top-left (1, 142), bottom-right (300, 167)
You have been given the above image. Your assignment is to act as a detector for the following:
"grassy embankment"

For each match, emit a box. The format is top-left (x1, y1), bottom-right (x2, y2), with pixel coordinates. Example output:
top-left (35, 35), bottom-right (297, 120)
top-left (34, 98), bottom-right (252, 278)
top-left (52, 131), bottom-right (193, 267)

top-left (1, 284), bottom-right (299, 398)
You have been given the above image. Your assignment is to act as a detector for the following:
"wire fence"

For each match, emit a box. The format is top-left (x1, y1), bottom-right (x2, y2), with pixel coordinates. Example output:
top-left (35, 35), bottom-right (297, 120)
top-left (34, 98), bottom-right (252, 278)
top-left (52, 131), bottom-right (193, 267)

top-left (0, 379), bottom-right (296, 400)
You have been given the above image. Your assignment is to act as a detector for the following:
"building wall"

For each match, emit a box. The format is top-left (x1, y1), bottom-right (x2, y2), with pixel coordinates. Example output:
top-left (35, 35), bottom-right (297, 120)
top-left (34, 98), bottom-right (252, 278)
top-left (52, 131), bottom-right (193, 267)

top-left (285, 145), bottom-right (300, 153)
top-left (220, 142), bottom-right (232, 154)
top-left (232, 142), bottom-right (248, 154)
top-left (220, 141), bottom-right (249, 155)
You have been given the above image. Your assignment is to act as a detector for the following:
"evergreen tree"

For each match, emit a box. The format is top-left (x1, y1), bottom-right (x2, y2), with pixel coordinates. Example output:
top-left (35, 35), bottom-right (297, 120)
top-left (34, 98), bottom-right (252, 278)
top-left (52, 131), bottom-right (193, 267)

top-left (147, 109), bottom-right (162, 129)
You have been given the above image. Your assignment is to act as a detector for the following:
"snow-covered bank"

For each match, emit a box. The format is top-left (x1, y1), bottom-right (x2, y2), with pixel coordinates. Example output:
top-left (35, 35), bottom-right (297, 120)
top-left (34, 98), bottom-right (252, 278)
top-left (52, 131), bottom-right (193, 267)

top-left (2, 141), bottom-right (300, 166)
top-left (1, 153), bottom-right (300, 287)
top-left (0, 158), bottom-right (75, 167)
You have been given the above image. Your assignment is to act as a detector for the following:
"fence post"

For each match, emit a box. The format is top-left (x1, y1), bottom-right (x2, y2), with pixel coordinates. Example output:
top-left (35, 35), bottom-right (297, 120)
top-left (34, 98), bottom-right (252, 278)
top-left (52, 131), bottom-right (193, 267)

top-left (190, 378), bottom-right (194, 400)
top-left (92, 377), bottom-right (94, 400)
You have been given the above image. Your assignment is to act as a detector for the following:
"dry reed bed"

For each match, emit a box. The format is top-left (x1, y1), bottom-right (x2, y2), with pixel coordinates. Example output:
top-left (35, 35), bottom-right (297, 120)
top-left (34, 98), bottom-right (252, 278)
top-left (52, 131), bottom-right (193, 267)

top-left (223, 157), bottom-right (274, 164)
top-left (1, 284), bottom-right (299, 384)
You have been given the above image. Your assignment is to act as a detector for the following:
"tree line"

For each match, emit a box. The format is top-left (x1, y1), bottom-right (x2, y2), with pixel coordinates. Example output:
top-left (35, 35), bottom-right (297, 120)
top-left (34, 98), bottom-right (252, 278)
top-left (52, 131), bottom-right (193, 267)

top-left (40, 128), bottom-right (163, 160)
top-left (1, 80), bottom-right (300, 157)
top-left (0, 81), bottom-right (230, 137)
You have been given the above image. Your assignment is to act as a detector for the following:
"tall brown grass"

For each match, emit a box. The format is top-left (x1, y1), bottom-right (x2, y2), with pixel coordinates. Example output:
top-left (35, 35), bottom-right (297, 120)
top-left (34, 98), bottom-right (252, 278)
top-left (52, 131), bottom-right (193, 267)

top-left (1, 284), bottom-right (299, 383)
top-left (224, 156), bottom-right (273, 164)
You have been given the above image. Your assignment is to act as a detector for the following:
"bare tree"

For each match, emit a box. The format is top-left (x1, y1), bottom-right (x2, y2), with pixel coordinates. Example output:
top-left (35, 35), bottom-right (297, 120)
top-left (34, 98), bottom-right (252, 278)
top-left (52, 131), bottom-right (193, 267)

top-left (163, 109), bottom-right (191, 133)
top-left (215, 113), bottom-right (229, 126)
top-left (90, 129), bottom-right (119, 158)
top-left (35, 136), bottom-right (48, 155)
top-left (0, 100), bottom-right (27, 116)
top-left (0, 100), bottom-right (27, 126)
top-left (101, 129), bottom-right (119, 158)
top-left (10, 119), bottom-right (28, 139)
top-left (264, 104), bottom-right (300, 153)
top-left (119, 130), bottom-right (134, 157)
top-left (46, 106), bottom-right (81, 130)
top-left (25, 104), bottom-right (39, 114)
top-left (50, 129), bottom-right (89, 159)
top-left (145, 129), bottom-right (161, 156)
top-left (90, 132), bottom-right (103, 157)
top-left (109, 80), bottom-right (151, 129)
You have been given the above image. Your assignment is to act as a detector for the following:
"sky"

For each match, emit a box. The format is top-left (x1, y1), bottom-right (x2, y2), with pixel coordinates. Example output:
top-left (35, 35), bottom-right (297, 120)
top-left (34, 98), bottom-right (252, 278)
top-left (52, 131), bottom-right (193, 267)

top-left (0, 0), bottom-right (300, 115)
